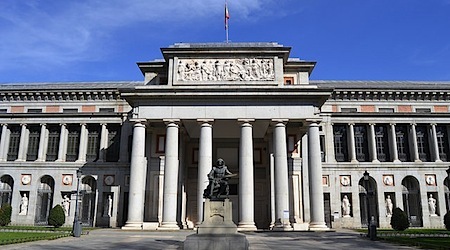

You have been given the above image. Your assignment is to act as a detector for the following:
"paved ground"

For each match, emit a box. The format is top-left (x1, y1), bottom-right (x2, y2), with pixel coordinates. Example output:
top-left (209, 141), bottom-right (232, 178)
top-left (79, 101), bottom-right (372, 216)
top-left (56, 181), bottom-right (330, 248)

top-left (2, 229), bottom-right (417, 250)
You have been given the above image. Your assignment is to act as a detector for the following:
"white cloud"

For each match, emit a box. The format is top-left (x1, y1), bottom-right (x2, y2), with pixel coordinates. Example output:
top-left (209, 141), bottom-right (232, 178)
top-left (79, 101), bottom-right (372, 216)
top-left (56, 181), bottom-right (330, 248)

top-left (0, 0), bottom-right (276, 73)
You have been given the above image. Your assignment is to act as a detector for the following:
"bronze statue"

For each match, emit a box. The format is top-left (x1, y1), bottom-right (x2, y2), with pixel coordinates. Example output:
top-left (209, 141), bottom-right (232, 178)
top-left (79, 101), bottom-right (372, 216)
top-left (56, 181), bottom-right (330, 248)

top-left (203, 158), bottom-right (235, 200)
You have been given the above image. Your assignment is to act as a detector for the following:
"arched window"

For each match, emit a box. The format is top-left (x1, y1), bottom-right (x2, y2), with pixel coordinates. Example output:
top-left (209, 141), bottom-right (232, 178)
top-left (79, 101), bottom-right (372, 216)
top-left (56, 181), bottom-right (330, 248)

top-left (0, 175), bottom-right (13, 206)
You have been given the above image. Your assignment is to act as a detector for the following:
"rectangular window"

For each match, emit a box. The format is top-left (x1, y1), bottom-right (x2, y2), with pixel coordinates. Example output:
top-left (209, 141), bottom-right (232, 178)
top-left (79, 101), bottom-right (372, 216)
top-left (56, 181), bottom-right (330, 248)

top-left (99, 108), bottom-right (115, 113)
top-left (0, 109), bottom-right (7, 113)
top-left (375, 125), bottom-right (390, 162)
top-left (27, 109), bottom-right (42, 113)
top-left (395, 125), bottom-right (410, 162)
top-left (106, 125), bottom-right (120, 162)
top-left (66, 125), bottom-right (80, 162)
top-left (63, 108), bottom-right (78, 113)
top-left (7, 126), bottom-right (21, 161)
top-left (416, 125), bottom-right (431, 161)
top-left (333, 124), bottom-right (348, 162)
top-left (436, 126), bottom-right (449, 161)
top-left (320, 135), bottom-right (326, 162)
top-left (416, 108), bottom-right (431, 113)
top-left (354, 125), bottom-right (369, 162)
top-left (86, 125), bottom-right (100, 162)
top-left (46, 126), bottom-right (60, 161)
top-left (26, 126), bottom-right (40, 161)
top-left (379, 108), bottom-right (394, 113)
top-left (341, 108), bottom-right (357, 113)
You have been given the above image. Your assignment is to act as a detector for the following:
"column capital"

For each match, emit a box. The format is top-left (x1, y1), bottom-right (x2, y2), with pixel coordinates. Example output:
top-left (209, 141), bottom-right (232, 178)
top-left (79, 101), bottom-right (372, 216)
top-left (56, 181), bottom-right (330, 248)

top-left (238, 119), bottom-right (255, 125)
top-left (348, 122), bottom-right (355, 126)
top-left (20, 123), bottom-right (27, 127)
top-left (163, 119), bottom-right (180, 125)
top-left (197, 119), bottom-right (214, 125)
top-left (305, 118), bottom-right (322, 125)
top-left (410, 123), bottom-right (417, 126)
top-left (271, 119), bottom-right (288, 126)
top-left (80, 123), bottom-right (87, 126)
top-left (430, 123), bottom-right (437, 126)
top-left (369, 123), bottom-right (376, 126)
top-left (1, 124), bottom-right (8, 127)
top-left (40, 123), bottom-right (46, 127)
top-left (389, 123), bottom-right (396, 126)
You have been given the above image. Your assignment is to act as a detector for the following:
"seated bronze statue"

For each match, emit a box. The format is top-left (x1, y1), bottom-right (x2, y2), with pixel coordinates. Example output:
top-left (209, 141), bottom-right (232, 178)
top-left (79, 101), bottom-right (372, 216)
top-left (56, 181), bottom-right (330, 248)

top-left (203, 158), bottom-right (236, 200)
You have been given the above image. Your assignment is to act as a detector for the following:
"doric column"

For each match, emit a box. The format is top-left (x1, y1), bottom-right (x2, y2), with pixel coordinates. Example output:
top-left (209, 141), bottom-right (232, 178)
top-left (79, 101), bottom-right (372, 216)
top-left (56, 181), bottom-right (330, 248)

top-left (36, 124), bottom-right (47, 161)
top-left (369, 123), bottom-right (379, 163)
top-left (0, 124), bottom-right (9, 161)
top-left (390, 123), bottom-right (400, 163)
top-left (16, 124), bottom-right (28, 161)
top-left (410, 123), bottom-right (420, 162)
top-left (307, 120), bottom-right (328, 230)
top-left (348, 123), bottom-right (357, 163)
top-left (430, 124), bottom-right (441, 162)
top-left (76, 123), bottom-right (87, 162)
top-left (123, 120), bottom-right (147, 230)
top-left (197, 119), bottom-right (213, 224)
top-left (238, 119), bottom-right (257, 230)
top-left (56, 124), bottom-right (67, 162)
top-left (160, 120), bottom-right (180, 230)
top-left (272, 120), bottom-right (292, 230)
top-left (98, 123), bottom-right (108, 162)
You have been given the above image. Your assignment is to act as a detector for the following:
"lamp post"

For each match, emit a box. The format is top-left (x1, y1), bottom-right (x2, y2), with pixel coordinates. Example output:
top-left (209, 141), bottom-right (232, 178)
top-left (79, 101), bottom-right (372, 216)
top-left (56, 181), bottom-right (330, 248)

top-left (363, 171), bottom-right (370, 233)
top-left (447, 167), bottom-right (450, 212)
top-left (73, 169), bottom-right (82, 237)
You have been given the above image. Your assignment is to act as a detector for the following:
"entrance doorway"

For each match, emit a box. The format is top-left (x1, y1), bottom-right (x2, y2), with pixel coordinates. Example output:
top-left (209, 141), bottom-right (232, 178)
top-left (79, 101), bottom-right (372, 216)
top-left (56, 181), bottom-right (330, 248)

top-left (80, 176), bottom-right (97, 226)
top-left (35, 175), bottom-right (54, 225)
top-left (359, 177), bottom-right (379, 227)
top-left (402, 176), bottom-right (423, 227)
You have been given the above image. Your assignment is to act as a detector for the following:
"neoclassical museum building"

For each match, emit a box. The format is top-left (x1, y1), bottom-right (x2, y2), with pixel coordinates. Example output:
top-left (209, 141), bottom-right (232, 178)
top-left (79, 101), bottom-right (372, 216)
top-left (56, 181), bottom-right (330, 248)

top-left (0, 42), bottom-right (449, 230)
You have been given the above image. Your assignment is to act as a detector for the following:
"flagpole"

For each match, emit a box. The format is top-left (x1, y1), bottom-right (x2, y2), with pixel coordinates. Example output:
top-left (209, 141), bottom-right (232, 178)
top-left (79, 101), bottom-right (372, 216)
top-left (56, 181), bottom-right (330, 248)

top-left (225, 0), bottom-right (229, 43)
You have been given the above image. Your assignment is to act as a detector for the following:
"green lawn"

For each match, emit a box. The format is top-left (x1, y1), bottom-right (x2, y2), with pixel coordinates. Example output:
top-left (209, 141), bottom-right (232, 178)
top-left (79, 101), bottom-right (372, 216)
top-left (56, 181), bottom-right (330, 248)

top-left (355, 228), bottom-right (450, 249)
top-left (0, 231), bottom-right (70, 245)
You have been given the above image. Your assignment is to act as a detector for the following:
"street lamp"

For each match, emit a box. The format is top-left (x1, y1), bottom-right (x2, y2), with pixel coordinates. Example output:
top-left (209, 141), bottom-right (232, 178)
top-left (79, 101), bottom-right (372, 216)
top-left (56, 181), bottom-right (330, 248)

top-left (446, 167), bottom-right (450, 212)
top-left (73, 169), bottom-right (82, 237)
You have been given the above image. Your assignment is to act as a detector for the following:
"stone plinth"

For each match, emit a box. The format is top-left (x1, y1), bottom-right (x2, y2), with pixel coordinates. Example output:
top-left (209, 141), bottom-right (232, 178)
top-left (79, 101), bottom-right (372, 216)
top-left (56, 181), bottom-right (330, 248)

top-left (197, 199), bottom-right (237, 234)
top-left (184, 199), bottom-right (248, 250)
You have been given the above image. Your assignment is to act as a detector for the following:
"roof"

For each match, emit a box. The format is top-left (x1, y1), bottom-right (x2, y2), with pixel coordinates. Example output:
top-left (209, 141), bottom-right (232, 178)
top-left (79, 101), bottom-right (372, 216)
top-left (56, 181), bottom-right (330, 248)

top-left (313, 80), bottom-right (450, 90)
top-left (0, 81), bottom-right (144, 91)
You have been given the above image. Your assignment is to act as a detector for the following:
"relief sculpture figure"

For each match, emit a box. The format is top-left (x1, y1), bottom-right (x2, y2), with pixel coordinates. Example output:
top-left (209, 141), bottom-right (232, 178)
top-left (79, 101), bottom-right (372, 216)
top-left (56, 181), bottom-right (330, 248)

top-left (177, 58), bottom-right (274, 82)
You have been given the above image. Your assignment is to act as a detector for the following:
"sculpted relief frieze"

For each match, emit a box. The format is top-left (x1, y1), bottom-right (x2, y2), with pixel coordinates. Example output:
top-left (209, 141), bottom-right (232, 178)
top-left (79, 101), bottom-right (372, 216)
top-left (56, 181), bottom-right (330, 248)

top-left (176, 58), bottom-right (275, 82)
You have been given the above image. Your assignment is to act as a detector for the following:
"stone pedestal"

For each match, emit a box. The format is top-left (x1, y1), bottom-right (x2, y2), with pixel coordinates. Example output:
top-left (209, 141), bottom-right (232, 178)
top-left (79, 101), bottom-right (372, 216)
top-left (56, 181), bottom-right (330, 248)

top-left (184, 199), bottom-right (249, 250)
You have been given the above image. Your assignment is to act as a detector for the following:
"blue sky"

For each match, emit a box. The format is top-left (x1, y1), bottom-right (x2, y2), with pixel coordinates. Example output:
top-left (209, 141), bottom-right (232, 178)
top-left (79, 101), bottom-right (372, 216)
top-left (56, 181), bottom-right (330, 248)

top-left (1, 0), bottom-right (449, 83)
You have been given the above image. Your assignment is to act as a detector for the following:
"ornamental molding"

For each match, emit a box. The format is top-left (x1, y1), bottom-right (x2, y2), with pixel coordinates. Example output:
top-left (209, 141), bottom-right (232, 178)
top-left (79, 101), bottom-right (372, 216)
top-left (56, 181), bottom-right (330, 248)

top-left (0, 91), bottom-right (121, 102)
top-left (331, 90), bottom-right (450, 102)
top-left (176, 58), bottom-right (275, 82)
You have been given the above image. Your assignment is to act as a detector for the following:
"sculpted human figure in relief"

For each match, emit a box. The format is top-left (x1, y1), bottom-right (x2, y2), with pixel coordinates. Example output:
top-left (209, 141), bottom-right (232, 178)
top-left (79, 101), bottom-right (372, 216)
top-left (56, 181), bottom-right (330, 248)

top-left (177, 58), bottom-right (274, 82)
top-left (62, 195), bottom-right (70, 216)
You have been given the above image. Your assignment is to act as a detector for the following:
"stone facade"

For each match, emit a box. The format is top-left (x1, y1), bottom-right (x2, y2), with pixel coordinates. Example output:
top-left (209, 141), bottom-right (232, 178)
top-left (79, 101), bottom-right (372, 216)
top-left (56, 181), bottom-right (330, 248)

top-left (0, 43), bottom-right (449, 230)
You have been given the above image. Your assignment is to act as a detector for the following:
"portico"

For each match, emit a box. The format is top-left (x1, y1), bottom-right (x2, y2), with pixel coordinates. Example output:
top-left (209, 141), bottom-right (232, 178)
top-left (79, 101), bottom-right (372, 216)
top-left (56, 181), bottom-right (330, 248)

top-left (121, 42), bottom-right (331, 231)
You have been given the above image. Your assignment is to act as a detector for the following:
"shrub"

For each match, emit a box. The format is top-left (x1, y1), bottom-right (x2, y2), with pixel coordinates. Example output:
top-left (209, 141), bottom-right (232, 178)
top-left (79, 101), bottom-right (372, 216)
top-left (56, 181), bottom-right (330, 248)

top-left (0, 203), bottom-right (12, 226)
top-left (390, 207), bottom-right (409, 231)
top-left (444, 211), bottom-right (450, 230)
top-left (48, 205), bottom-right (65, 228)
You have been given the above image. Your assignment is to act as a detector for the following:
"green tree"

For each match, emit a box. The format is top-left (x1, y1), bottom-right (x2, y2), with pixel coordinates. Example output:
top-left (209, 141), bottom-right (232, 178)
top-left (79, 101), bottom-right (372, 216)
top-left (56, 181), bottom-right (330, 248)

top-left (48, 204), bottom-right (65, 228)
top-left (0, 203), bottom-right (12, 226)
top-left (390, 207), bottom-right (409, 231)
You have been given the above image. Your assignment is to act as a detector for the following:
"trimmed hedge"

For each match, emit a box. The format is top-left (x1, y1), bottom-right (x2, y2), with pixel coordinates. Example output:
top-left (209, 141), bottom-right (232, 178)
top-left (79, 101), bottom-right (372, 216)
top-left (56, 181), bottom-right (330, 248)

top-left (0, 204), bottom-right (12, 226)
top-left (48, 205), bottom-right (65, 228)
top-left (444, 211), bottom-right (450, 231)
top-left (391, 207), bottom-right (409, 231)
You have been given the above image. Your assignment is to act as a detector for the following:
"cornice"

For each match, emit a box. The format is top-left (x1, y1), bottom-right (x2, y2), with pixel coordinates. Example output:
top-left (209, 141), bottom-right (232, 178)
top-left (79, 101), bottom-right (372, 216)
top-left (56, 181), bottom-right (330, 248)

top-left (331, 90), bottom-right (450, 102)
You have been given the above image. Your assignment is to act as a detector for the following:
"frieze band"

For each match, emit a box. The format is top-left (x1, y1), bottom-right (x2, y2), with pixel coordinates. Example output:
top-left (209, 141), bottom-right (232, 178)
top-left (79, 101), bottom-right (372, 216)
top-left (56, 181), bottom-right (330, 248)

top-left (176, 58), bottom-right (275, 82)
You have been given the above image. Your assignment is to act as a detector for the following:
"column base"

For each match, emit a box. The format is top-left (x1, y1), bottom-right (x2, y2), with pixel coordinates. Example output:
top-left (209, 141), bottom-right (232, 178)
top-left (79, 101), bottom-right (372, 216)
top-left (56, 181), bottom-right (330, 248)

top-left (237, 222), bottom-right (257, 231)
top-left (272, 223), bottom-right (293, 231)
top-left (292, 223), bottom-right (309, 231)
top-left (371, 160), bottom-right (380, 163)
top-left (157, 222), bottom-right (180, 230)
top-left (393, 159), bottom-right (401, 163)
top-left (122, 222), bottom-right (143, 230)
top-left (308, 222), bottom-right (329, 231)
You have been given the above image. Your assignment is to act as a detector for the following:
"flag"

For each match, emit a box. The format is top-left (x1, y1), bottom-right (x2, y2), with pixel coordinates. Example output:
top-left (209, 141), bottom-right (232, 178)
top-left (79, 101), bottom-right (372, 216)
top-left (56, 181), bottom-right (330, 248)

top-left (225, 2), bottom-right (230, 30)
